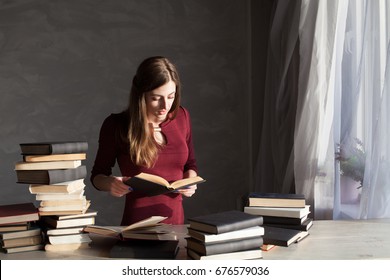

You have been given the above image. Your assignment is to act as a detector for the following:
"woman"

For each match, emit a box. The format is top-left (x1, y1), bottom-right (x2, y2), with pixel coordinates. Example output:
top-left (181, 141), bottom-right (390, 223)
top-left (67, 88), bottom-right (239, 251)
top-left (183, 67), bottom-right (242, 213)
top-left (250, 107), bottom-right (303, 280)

top-left (90, 56), bottom-right (199, 225)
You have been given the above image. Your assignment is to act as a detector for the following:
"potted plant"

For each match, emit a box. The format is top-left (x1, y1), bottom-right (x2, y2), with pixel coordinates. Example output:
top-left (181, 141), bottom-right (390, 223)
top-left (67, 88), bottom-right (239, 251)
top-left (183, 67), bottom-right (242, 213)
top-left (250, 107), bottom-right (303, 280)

top-left (335, 138), bottom-right (365, 203)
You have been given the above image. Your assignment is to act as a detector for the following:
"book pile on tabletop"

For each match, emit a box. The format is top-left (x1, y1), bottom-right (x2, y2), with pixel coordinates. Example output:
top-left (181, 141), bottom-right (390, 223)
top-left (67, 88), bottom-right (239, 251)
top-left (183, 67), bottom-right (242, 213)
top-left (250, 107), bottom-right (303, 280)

top-left (14, 141), bottom-right (96, 251)
top-left (244, 193), bottom-right (313, 248)
top-left (84, 216), bottom-right (181, 259)
top-left (185, 210), bottom-right (264, 260)
top-left (0, 202), bottom-right (44, 253)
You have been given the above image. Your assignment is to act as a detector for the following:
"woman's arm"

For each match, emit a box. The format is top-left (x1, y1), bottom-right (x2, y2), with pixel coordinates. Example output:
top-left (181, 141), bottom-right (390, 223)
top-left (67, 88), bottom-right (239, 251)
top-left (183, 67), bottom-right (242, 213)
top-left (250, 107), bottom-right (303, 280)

top-left (93, 174), bottom-right (131, 197)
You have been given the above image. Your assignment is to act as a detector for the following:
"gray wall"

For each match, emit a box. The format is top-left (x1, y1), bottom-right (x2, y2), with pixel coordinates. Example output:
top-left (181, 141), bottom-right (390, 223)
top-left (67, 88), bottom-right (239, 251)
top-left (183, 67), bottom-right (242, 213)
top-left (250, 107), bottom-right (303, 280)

top-left (0, 0), bottom-right (266, 225)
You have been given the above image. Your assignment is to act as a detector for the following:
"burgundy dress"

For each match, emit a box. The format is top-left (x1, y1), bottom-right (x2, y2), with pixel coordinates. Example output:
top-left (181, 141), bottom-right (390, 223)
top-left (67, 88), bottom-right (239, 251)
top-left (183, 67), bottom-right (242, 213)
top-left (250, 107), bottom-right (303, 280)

top-left (90, 107), bottom-right (198, 225)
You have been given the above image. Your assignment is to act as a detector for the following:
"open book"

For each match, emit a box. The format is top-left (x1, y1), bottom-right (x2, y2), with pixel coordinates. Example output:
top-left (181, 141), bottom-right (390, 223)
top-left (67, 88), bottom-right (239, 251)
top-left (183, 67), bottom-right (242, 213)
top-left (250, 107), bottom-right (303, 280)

top-left (125, 173), bottom-right (206, 197)
top-left (83, 216), bottom-right (171, 240)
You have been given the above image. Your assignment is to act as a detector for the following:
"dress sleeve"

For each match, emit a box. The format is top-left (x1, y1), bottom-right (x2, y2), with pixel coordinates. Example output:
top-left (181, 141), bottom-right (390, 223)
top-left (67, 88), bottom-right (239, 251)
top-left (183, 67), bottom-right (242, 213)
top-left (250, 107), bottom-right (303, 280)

top-left (182, 108), bottom-right (198, 174)
top-left (90, 115), bottom-right (118, 189)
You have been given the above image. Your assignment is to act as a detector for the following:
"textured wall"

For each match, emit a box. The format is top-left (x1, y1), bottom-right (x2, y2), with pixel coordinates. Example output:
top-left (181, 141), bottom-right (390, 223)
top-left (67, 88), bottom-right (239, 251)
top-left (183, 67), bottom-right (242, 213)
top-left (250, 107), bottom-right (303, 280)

top-left (0, 0), bottom-right (251, 225)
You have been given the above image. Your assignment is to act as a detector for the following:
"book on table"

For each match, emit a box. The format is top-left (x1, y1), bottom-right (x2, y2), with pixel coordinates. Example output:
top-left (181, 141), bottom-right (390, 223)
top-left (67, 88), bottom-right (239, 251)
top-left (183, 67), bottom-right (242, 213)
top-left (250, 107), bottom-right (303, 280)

top-left (23, 153), bottom-right (86, 162)
top-left (244, 205), bottom-right (310, 219)
top-left (0, 227), bottom-right (42, 240)
top-left (47, 233), bottom-right (92, 245)
top-left (109, 239), bottom-right (180, 259)
top-left (187, 226), bottom-right (264, 243)
top-left (187, 210), bottom-right (263, 234)
top-left (1, 233), bottom-right (43, 248)
top-left (0, 203), bottom-right (39, 225)
top-left (185, 236), bottom-right (263, 256)
top-left (84, 216), bottom-right (169, 240)
top-left (29, 179), bottom-right (85, 194)
top-left (0, 222), bottom-right (30, 232)
top-left (264, 217), bottom-right (314, 231)
top-left (19, 141), bottom-right (88, 155)
top-left (187, 248), bottom-right (262, 260)
top-left (16, 165), bottom-right (87, 184)
top-left (262, 226), bottom-right (310, 247)
top-left (262, 215), bottom-right (309, 225)
top-left (38, 209), bottom-right (98, 230)
top-left (4, 244), bottom-right (44, 254)
top-left (247, 192), bottom-right (306, 208)
top-left (125, 172), bottom-right (206, 197)
top-left (14, 160), bottom-right (82, 171)
top-left (38, 201), bottom-right (91, 216)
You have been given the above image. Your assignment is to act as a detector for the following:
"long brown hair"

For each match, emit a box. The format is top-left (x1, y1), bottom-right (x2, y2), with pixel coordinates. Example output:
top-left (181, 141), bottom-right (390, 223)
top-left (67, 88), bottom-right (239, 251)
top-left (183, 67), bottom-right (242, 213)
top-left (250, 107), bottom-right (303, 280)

top-left (126, 56), bottom-right (181, 167)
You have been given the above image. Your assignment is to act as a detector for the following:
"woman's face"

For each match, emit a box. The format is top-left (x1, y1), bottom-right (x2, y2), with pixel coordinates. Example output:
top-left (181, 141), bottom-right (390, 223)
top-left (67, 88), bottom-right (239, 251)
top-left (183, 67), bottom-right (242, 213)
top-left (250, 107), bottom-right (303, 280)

top-left (145, 80), bottom-right (176, 125)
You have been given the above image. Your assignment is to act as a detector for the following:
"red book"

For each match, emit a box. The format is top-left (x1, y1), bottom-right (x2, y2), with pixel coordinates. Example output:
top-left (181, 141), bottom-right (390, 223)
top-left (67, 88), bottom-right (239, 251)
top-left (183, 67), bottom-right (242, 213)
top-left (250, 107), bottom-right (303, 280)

top-left (0, 203), bottom-right (39, 225)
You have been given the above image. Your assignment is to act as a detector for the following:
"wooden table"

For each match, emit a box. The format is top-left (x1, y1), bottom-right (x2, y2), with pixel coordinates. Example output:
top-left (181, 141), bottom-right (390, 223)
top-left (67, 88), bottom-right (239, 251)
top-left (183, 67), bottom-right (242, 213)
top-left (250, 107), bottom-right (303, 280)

top-left (1, 219), bottom-right (390, 260)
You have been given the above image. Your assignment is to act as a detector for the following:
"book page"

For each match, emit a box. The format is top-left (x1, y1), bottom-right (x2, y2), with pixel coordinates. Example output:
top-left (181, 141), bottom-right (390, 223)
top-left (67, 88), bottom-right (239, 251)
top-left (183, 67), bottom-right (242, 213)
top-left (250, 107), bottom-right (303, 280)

top-left (170, 176), bottom-right (205, 189)
top-left (135, 173), bottom-right (170, 187)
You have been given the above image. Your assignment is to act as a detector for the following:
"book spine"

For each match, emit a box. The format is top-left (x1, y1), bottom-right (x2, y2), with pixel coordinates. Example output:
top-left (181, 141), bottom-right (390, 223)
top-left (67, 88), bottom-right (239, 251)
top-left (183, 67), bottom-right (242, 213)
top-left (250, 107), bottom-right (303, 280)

top-left (51, 142), bottom-right (88, 154)
top-left (217, 217), bottom-right (264, 234)
top-left (203, 236), bottom-right (263, 255)
top-left (47, 166), bottom-right (87, 184)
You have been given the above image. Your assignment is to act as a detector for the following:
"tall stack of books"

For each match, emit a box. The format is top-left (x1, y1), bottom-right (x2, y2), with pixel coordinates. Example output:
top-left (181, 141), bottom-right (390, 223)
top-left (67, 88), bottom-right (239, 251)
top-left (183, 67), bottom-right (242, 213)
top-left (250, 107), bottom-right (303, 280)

top-left (186, 210), bottom-right (264, 260)
top-left (14, 141), bottom-right (96, 251)
top-left (0, 203), bottom-right (43, 253)
top-left (244, 193), bottom-right (312, 248)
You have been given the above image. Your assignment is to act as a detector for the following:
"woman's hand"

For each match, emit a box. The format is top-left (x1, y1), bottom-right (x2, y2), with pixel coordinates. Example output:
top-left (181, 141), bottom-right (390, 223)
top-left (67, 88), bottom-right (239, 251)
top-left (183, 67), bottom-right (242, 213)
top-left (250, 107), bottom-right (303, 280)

top-left (93, 175), bottom-right (131, 197)
top-left (176, 185), bottom-right (197, 197)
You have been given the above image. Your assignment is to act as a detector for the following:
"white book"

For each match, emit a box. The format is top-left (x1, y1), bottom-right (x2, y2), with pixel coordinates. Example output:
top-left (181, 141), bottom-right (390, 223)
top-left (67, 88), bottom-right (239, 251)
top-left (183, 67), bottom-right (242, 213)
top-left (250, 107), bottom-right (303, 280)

top-left (40, 198), bottom-right (87, 207)
top-left (39, 201), bottom-right (89, 212)
top-left (47, 233), bottom-right (92, 245)
top-left (244, 205), bottom-right (310, 219)
top-left (15, 160), bottom-right (82, 170)
top-left (41, 216), bottom-right (95, 229)
top-left (188, 226), bottom-right (264, 243)
top-left (29, 179), bottom-right (85, 194)
top-left (35, 191), bottom-right (85, 201)
top-left (46, 227), bottom-right (86, 236)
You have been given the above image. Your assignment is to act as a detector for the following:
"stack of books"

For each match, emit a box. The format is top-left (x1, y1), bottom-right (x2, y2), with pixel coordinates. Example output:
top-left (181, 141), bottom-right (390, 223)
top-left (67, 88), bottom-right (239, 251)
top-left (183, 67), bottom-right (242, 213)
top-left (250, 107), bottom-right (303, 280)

top-left (186, 210), bottom-right (264, 260)
top-left (40, 210), bottom-right (97, 251)
top-left (244, 193), bottom-right (312, 248)
top-left (14, 141), bottom-right (96, 251)
top-left (0, 203), bottom-right (43, 253)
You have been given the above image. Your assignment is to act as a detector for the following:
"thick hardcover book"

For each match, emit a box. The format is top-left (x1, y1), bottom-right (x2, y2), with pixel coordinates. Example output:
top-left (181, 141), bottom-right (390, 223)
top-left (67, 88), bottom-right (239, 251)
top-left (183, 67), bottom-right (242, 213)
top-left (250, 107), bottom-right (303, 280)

top-left (262, 215), bottom-right (308, 225)
top-left (0, 227), bottom-right (42, 240)
top-left (20, 141), bottom-right (88, 155)
top-left (244, 205), bottom-right (310, 219)
top-left (0, 203), bottom-right (39, 225)
top-left (16, 165), bottom-right (87, 184)
top-left (125, 172), bottom-right (206, 197)
top-left (262, 226), bottom-right (309, 247)
top-left (4, 244), bottom-right (44, 254)
top-left (187, 248), bottom-right (262, 260)
top-left (2, 234), bottom-right (43, 248)
top-left (109, 239), bottom-right (179, 259)
top-left (248, 192), bottom-right (306, 208)
top-left (188, 210), bottom-right (263, 234)
top-left (264, 218), bottom-right (314, 231)
top-left (188, 226), bottom-right (264, 243)
top-left (186, 236), bottom-right (263, 256)
top-left (41, 216), bottom-right (96, 229)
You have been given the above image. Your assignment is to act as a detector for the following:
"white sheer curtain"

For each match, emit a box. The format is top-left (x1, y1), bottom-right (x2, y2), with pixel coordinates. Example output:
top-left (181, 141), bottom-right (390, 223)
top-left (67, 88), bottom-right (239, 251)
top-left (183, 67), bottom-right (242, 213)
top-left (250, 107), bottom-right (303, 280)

top-left (255, 0), bottom-right (390, 219)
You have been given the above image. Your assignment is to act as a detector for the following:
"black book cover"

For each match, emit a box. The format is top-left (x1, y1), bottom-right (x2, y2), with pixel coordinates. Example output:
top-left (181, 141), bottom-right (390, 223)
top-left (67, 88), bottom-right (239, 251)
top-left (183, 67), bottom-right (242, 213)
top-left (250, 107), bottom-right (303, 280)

top-left (16, 165), bottom-right (87, 184)
top-left (262, 215), bottom-right (308, 225)
top-left (262, 226), bottom-right (309, 247)
top-left (109, 239), bottom-right (179, 259)
top-left (186, 236), bottom-right (263, 256)
top-left (20, 141), bottom-right (88, 155)
top-left (188, 210), bottom-right (263, 234)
